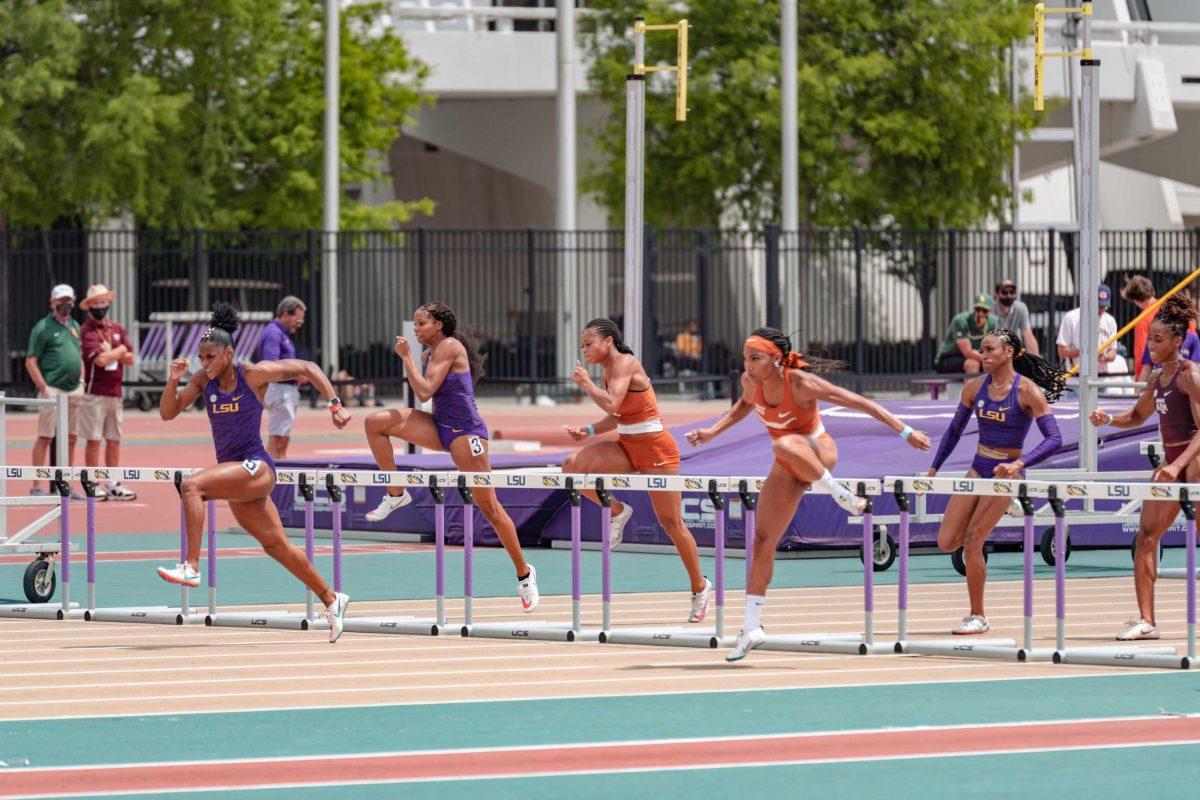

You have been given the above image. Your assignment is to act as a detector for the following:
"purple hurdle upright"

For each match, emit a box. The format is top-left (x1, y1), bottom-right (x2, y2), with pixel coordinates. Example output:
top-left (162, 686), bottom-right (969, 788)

top-left (710, 480), bottom-right (726, 641)
top-left (570, 478), bottom-right (583, 634)
top-left (460, 476), bottom-right (475, 630)
top-left (328, 475), bottom-right (344, 595)
top-left (1188, 513), bottom-right (1197, 666)
top-left (206, 499), bottom-right (217, 618)
top-left (894, 483), bottom-right (910, 648)
top-left (737, 479), bottom-right (757, 592)
top-left (599, 479), bottom-right (613, 635)
top-left (435, 480), bottom-right (447, 628)
top-left (302, 475), bottom-right (316, 622)
top-left (83, 471), bottom-right (97, 613)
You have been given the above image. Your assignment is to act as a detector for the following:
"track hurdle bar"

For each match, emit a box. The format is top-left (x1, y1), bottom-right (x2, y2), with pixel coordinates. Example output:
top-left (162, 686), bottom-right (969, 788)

top-left (1054, 485), bottom-right (1196, 669)
top-left (889, 477), bottom-right (1020, 660)
top-left (87, 469), bottom-right (201, 625)
top-left (0, 469), bottom-right (83, 620)
top-left (459, 472), bottom-right (577, 642)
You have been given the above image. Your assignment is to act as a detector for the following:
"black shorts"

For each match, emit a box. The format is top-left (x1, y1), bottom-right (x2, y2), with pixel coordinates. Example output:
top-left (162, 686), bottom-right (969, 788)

top-left (934, 354), bottom-right (968, 374)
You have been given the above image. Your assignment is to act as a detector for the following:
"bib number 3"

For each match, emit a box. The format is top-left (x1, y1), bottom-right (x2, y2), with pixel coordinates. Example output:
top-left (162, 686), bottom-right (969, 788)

top-left (467, 436), bottom-right (485, 456)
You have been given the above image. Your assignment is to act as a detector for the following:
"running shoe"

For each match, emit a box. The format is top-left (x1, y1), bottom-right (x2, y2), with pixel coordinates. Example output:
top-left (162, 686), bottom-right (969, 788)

top-left (325, 592), bottom-right (350, 643)
top-left (726, 627), bottom-right (766, 662)
top-left (518, 565), bottom-right (540, 613)
top-left (106, 482), bottom-right (137, 501)
top-left (93, 485), bottom-right (109, 501)
top-left (952, 615), bottom-right (990, 635)
top-left (29, 486), bottom-right (46, 497)
top-left (1116, 618), bottom-right (1159, 640)
top-left (365, 491), bottom-right (412, 522)
top-left (608, 502), bottom-right (633, 549)
top-left (157, 562), bottom-right (200, 588)
top-left (831, 487), bottom-right (867, 516)
top-left (689, 577), bottom-right (713, 623)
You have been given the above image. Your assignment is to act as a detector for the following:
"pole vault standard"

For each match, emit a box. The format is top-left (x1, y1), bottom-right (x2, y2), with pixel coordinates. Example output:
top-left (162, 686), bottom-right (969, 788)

top-left (1034, 3), bottom-right (1099, 472)
top-left (623, 18), bottom-right (687, 359)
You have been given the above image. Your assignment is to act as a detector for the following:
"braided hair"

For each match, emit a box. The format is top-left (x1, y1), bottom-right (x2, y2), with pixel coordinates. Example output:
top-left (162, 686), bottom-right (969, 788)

top-left (419, 302), bottom-right (486, 381)
top-left (749, 327), bottom-right (847, 375)
top-left (989, 329), bottom-right (1066, 403)
top-left (201, 302), bottom-right (239, 349)
top-left (1152, 292), bottom-right (1195, 340)
top-left (584, 318), bottom-right (634, 355)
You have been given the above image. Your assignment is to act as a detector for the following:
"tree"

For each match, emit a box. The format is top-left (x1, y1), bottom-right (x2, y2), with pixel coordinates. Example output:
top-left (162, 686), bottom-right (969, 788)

top-left (0, 0), bottom-right (433, 230)
top-left (581, 0), bottom-right (1036, 229)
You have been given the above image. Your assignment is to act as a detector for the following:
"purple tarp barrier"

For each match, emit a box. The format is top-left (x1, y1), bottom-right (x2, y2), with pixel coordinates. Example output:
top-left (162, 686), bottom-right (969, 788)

top-left (273, 397), bottom-right (1164, 550)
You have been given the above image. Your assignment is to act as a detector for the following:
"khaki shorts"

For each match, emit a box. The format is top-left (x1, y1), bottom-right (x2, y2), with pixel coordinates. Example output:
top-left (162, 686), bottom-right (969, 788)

top-left (264, 383), bottom-right (300, 438)
top-left (80, 394), bottom-right (124, 442)
top-left (36, 386), bottom-right (84, 439)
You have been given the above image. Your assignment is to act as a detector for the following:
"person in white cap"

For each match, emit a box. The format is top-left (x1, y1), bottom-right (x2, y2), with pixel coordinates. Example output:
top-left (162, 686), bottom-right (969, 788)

top-left (79, 284), bottom-right (137, 500)
top-left (26, 284), bottom-right (84, 495)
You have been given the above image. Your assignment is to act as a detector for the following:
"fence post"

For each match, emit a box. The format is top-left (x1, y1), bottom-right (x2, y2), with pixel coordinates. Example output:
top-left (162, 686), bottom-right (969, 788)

top-left (765, 225), bottom-right (781, 330)
top-left (697, 231), bottom-right (710, 374)
top-left (1145, 227), bottom-right (1155, 290)
top-left (191, 230), bottom-right (209, 312)
top-left (0, 229), bottom-right (8, 383)
top-left (307, 229), bottom-right (320, 367)
top-left (642, 224), bottom-right (660, 376)
top-left (920, 236), bottom-right (933, 370)
top-left (417, 227), bottom-right (429, 303)
top-left (853, 228), bottom-right (864, 371)
top-left (1047, 227), bottom-right (1057, 358)
top-left (526, 229), bottom-right (538, 379)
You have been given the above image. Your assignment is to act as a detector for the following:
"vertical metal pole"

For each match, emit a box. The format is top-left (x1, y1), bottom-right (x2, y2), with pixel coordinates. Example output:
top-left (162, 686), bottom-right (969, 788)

top-left (331, 496), bottom-right (342, 594)
top-left (0, 393), bottom-right (7, 539)
top-left (86, 495), bottom-right (96, 611)
top-left (58, 482), bottom-right (69, 613)
top-left (555, 0), bottom-right (579, 379)
top-left (862, 503), bottom-right (874, 646)
top-left (1054, 512), bottom-right (1066, 653)
top-left (322, 0), bottom-right (341, 373)
top-left (898, 505), bottom-right (910, 644)
top-left (854, 228), bottom-right (864, 369)
top-left (55, 393), bottom-right (67, 475)
top-left (714, 504), bottom-right (725, 639)
top-left (304, 496), bottom-right (315, 621)
top-left (601, 504), bottom-right (612, 633)
top-left (1078, 54), bottom-right (1101, 472)
top-left (1047, 228), bottom-right (1057, 357)
top-left (463, 500), bottom-right (474, 627)
top-left (178, 501), bottom-right (188, 617)
top-left (571, 502), bottom-right (582, 634)
top-left (1023, 510), bottom-right (1035, 653)
top-left (207, 500), bottom-right (217, 618)
top-left (765, 226), bottom-right (781, 329)
top-left (435, 498), bottom-right (446, 628)
top-left (526, 229), bottom-right (538, 379)
top-left (1185, 514), bottom-right (1196, 663)
top-left (744, 509), bottom-right (755, 588)
top-left (623, 72), bottom-right (646, 357)
top-left (780, 0), bottom-right (799, 339)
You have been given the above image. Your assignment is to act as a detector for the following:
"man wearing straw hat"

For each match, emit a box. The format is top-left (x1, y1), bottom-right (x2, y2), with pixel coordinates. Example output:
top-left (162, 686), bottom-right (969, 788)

top-left (79, 284), bottom-right (137, 501)
top-left (26, 284), bottom-right (84, 495)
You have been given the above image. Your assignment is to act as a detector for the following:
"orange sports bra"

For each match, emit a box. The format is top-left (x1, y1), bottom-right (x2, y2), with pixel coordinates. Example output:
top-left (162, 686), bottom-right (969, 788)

top-left (752, 369), bottom-right (822, 438)
top-left (613, 381), bottom-right (662, 426)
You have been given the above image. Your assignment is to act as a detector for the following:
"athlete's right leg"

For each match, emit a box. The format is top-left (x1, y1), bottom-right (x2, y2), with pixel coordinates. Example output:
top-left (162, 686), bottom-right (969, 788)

top-left (178, 461), bottom-right (275, 569)
top-left (1130, 499), bottom-right (1180, 629)
top-left (561, 441), bottom-right (635, 517)
top-left (364, 408), bottom-right (443, 498)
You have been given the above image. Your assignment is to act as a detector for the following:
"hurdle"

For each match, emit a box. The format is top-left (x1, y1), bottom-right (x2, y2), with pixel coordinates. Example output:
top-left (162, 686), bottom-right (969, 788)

top-left (1140, 442), bottom-right (1199, 581)
top-left (0, 468), bottom-right (82, 620)
top-left (888, 477), bottom-right (1021, 660)
top-left (458, 472), bottom-right (582, 642)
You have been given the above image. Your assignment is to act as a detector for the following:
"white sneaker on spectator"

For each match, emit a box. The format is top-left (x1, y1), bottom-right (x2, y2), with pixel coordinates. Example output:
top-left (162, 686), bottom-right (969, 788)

top-left (726, 627), bottom-right (766, 662)
top-left (608, 503), bottom-right (633, 549)
top-left (157, 562), bottom-right (200, 588)
top-left (365, 491), bottom-right (412, 522)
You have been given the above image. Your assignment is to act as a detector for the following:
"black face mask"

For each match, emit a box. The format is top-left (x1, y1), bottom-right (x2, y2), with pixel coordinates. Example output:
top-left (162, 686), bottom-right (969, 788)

top-left (88, 306), bottom-right (109, 320)
top-left (55, 302), bottom-right (73, 317)
top-left (998, 296), bottom-right (1015, 309)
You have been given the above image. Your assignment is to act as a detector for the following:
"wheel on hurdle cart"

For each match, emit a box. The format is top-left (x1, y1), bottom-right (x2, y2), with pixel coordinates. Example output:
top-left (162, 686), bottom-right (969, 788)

top-left (1130, 537), bottom-right (1165, 564)
top-left (1039, 527), bottom-right (1072, 566)
top-left (950, 545), bottom-right (989, 577)
top-left (22, 558), bottom-right (56, 603)
top-left (858, 525), bottom-right (897, 572)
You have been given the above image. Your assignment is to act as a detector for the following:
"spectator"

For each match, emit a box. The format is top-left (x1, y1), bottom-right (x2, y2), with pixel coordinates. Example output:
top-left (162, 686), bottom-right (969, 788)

top-left (1056, 284), bottom-right (1120, 374)
top-left (992, 278), bottom-right (1039, 356)
top-left (26, 284), bottom-right (84, 495)
top-left (1139, 290), bottom-right (1200, 374)
top-left (79, 284), bottom-right (137, 501)
top-left (674, 319), bottom-right (703, 373)
top-left (257, 296), bottom-right (306, 459)
top-left (1121, 275), bottom-right (1157, 381)
top-left (934, 293), bottom-right (997, 374)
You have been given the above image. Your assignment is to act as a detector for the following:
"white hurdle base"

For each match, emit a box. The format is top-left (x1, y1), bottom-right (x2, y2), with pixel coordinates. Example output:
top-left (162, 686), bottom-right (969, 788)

top-left (756, 632), bottom-right (873, 656)
top-left (343, 616), bottom-right (444, 636)
top-left (1053, 646), bottom-right (1191, 669)
top-left (86, 606), bottom-right (203, 625)
top-left (1159, 567), bottom-right (1200, 580)
top-left (897, 638), bottom-right (1020, 661)
top-left (463, 620), bottom-right (578, 642)
top-left (600, 626), bottom-right (723, 648)
top-left (0, 602), bottom-right (83, 620)
top-left (206, 610), bottom-right (315, 631)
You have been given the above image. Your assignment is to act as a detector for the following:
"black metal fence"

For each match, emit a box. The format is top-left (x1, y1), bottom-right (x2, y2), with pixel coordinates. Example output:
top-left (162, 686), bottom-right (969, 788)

top-left (3, 227), bottom-right (1199, 392)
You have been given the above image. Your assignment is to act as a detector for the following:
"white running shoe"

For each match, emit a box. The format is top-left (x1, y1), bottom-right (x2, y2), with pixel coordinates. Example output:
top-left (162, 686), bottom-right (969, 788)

top-left (726, 627), bottom-right (766, 662)
top-left (953, 615), bottom-right (990, 635)
top-left (106, 482), bottom-right (137, 501)
top-left (365, 491), bottom-right (413, 522)
top-left (608, 502), bottom-right (633, 549)
top-left (325, 592), bottom-right (350, 643)
top-left (1004, 498), bottom-right (1023, 517)
top-left (831, 488), bottom-right (867, 516)
top-left (157, 562), bottom-right (200, 588)
top-left (518, 565), bottom-right (540, 613)
top-left (1116, 619), bottom-right (1160, 641)
top-left (689, 577), bottom-right (713, 623)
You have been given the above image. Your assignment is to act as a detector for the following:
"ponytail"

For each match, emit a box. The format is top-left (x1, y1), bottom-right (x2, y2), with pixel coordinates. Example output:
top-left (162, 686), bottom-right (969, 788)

top-left (584, 318), bottom-right (634, 355)
top-left (201, 302), bottom-right (238, 349)
top-left (748, 326), bottom-right (846, 375)
top-left (991, 329), bottom-right (1066, 403)
top-left (419, 302), bottom-right (487, 382)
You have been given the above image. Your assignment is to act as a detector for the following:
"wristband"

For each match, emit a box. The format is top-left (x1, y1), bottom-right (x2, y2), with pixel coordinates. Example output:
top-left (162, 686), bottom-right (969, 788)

top-left (328, 395), bottom-right (343, 413)
top-left (586, 424), bottom-right (595, 438)
top-left (899, 425), bottom-right (913, 441)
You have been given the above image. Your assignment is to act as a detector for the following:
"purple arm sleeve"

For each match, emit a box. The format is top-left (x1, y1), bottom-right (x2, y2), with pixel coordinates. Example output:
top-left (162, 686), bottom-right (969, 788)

top-left (1021, 414), bottom-right (1062, 469)
top-left (931, 403), bottom-right (972, 472)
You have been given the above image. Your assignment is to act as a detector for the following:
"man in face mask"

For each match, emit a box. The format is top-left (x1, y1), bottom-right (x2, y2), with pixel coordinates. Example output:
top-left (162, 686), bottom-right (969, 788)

top-left (79, 284), bottom-right (137, 500)
top-left (992, 278), bottom-right (1039, 357)
top-left (25, 285), bottom-right (84, 495)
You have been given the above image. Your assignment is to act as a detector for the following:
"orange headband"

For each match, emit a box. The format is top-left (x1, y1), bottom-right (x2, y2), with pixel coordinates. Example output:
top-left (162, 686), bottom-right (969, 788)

top-left (744, 336), bottom-right (809, 369)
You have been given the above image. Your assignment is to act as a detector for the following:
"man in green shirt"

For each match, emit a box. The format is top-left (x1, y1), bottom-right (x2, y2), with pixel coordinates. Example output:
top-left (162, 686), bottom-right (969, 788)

top-left (26, 284), bottom-right (85, 495)
top-left (934, 293), bottom-right (997, 374)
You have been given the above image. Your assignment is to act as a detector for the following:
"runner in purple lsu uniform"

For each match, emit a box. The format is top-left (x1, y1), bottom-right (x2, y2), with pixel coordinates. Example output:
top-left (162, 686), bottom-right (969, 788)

top-left (158, 303), bottom-right (353, 642)
top-left (364, 302), bottom-right (540, 613)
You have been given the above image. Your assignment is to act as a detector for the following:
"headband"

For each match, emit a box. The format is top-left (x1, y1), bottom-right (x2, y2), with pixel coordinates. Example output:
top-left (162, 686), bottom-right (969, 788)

top-left (744, 335), bottom-right (809, 370)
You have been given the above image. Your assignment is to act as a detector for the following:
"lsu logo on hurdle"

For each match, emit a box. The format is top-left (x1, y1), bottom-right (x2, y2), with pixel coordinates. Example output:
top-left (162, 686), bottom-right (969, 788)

top-left (276, 471), bottom-right (296, 484)
top-left (755, 479), bottom-right (766, 491)
top-left (123, 469), bottom-right (142, 481)
top-left (542, 476), bottom-right (562, 488)
top-left (1151, 486), bottom-right (1173, 499)
top-left (912, 479), bottom-right (934, 494)
top-left (994, 482), bottom-right (1014, 495)
top-left (339, 473), bottom-right (358, 485)
top-left (472, 475), bottom-right (492, 487)
top-left (1066, 484), bottom-right (1088, 498)
top-left (1106, 485), bottom-right (1131, 498)
top-left (406, 474), bottom-right (425, 486)
top-left (684, 478), bottom-right (703, 491)
top-left (612, 477), bottom-right (632, 489)
top-left (647, 477), bottom-right (668, 489)
top-left (93, 468), bottom-right (110, 481)
top-left (506, 475), bottom-right (526, 487)
top-left (371, 473), bottom-right (392, 485)
top-left (36, 468), bottom-right (52, 480)
top-left (5, 468), bottom-right (21, 479)
top-left (154, 470), bottom-right (171, 482)
top-left (952, 480), bottom-right (975, 492)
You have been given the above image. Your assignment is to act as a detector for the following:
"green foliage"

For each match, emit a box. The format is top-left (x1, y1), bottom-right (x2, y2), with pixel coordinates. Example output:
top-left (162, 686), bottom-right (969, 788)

top-left (0, 0), bottom-right (432, 229)
top-left (581, 0), bottom-right (1037, 229)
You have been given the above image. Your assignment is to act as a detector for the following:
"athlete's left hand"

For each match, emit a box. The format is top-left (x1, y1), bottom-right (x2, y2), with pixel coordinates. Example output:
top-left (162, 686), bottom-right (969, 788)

top-left (331, 406), bottom-right (352, 429)
top-left (394, 336), bottom-right (411, 359)
top-left (904, 430), bottom-right (932, 452)
top-left (1153, 462), bottom-right (1181, 483)
top-left (994, 460), bottom-right (1024, 479)
top-left (571, 361), bottom-right (591, 387)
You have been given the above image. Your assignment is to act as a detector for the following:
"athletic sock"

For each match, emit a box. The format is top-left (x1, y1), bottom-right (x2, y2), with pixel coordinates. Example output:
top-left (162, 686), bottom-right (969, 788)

top-left (743, 594), bottom-right (765, 631)
top-left (816, 469), bottom-right (853, 503)
top-left (517, 571), bottom-right (531, 582)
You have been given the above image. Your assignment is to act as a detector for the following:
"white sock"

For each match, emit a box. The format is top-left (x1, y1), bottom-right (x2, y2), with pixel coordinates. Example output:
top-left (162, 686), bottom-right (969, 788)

top-left (816, 470), bottom-right (850, 500)
top-left (744, 594), bottom-right (765, 631)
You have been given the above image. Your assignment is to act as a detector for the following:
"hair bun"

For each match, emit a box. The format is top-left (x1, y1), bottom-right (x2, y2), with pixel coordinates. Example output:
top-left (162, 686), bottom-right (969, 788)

top-left (209, 301), bottom-right (240, 335)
